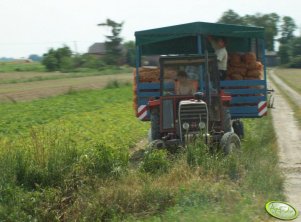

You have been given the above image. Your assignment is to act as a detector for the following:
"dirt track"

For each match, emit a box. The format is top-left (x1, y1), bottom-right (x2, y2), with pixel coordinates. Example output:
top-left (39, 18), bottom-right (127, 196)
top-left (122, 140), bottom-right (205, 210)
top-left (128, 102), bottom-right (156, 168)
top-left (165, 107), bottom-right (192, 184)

top-left (269, 69), bottom-right (301, 221)
top-left (0, 73), bottom-right (132, 102)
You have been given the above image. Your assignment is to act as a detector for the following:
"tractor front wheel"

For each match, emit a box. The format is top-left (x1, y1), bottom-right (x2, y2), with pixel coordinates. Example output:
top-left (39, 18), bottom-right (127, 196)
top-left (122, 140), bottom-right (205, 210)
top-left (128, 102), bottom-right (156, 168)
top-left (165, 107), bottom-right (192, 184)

top-left (220, 132), bottom-right (241, 155)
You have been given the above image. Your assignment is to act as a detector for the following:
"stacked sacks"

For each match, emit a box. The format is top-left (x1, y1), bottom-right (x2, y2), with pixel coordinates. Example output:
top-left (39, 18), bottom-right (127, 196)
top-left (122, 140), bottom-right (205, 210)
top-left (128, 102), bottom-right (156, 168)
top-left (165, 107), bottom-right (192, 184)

top-left (132, 67), bottom-right (160, 116)
top-left (226, 53), bottom-right (247, 80)
top-left (227, 52), bottom-right (263, 80)
top-left (244, 53), bottom-right (263, 80)
top-left (136, 67), bottom-right (160, 82)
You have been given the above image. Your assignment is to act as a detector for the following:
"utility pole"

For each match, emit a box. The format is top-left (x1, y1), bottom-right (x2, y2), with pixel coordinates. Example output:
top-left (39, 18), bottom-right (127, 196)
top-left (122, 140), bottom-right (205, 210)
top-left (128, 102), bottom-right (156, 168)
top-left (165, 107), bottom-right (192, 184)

top-left (73, 41), bottom-right (78, 54)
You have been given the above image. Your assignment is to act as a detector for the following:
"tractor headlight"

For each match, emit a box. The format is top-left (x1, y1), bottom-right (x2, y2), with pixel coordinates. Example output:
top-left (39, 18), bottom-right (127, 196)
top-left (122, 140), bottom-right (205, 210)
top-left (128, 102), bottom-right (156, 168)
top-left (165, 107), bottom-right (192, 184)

top-left (183, 122), bottom-right (190, 130)
top-left (199, 121), bottom-right (206, 130)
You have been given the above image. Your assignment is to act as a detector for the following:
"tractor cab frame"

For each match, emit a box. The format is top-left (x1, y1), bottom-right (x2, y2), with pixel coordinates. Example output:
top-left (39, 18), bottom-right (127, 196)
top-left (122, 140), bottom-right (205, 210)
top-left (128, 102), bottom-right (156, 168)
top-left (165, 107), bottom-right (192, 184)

top-left (148, 54), bottom-right (231, 145)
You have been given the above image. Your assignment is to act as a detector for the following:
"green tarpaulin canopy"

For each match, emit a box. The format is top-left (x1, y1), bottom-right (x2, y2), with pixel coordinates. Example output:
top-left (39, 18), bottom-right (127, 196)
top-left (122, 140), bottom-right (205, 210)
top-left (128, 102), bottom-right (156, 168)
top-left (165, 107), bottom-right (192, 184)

top-left (135, 21), bottom-right (264, 45)
top-left (135, 22), bottom-right (264, 55)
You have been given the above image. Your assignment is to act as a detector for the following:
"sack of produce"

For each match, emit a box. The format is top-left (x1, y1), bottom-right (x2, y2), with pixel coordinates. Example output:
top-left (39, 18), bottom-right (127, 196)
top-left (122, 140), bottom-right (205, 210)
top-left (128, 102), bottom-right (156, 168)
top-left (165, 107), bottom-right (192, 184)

top-left (246, 70), bottom-right (262, 78)
top-left (227, 67), bottom-right (247, 76)
top-left (136, 67), bottom-right (160, 82)
top-left (230, 74), bottom-right (244, 80)
top-left (244, 52), bottom-right (257, 63)
top-left (229, 53), bottom-right (242, 66)
top-left (246, 61), bottom-right (263, 70)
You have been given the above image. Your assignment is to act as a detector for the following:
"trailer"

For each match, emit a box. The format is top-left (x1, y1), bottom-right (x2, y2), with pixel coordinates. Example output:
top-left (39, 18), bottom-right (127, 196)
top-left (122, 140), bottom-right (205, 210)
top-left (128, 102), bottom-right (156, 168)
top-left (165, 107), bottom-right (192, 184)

top-left (133, 21), bottom-right (267, 153)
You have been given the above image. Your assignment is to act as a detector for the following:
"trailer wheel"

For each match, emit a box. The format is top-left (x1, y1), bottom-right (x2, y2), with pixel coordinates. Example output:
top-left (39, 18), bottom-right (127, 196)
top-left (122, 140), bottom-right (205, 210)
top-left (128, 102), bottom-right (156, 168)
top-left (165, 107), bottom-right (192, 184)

top-left (149, 107), bottom-right (160, 141)
top-left (220, 132), bottom-right (241, 155)
top-left (223, 108), bottom-right (232, 133)
top-left (232, 119), bottom-right (244, 139)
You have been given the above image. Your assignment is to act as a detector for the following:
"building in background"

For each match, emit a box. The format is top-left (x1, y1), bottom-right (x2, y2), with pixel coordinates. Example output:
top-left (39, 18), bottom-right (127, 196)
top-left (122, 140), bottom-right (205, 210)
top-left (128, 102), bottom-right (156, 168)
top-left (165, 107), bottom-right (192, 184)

top-left (87, 43), bottom-right (106, 56)
top-left (265, 50), bottom-right (279, 67)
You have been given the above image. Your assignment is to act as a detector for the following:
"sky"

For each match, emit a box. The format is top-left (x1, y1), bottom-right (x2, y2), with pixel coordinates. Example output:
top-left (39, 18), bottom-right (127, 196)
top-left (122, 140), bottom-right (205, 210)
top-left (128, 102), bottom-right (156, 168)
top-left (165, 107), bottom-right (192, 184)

top-left (0, 0), bottom-right (300, 58)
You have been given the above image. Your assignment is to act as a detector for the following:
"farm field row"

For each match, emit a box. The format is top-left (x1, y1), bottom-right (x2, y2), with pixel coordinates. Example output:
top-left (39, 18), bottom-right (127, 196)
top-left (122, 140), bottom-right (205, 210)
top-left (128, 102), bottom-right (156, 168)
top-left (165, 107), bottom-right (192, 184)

top-left (271, 68), bottom-right (301, 125)
top-left (0, 66), bottom-right (132, 84)
top-left (0, 73), bottom-right (132, 101)
top-left (0, 86), bottom-right (283, 221)
top-left (273, 68), bottom-right (301, 94)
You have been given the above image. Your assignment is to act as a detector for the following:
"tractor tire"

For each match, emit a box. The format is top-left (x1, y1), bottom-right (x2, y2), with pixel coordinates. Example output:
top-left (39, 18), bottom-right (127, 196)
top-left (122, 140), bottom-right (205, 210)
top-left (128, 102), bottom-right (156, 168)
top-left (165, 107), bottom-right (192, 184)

top-left (149, 107), bottom-right (160, 141)
top-left (232, 119), bottom-right (244, 139)
top-left (220, 132), bottom-right (241, 155)
top-left (223, 108), bottom-right (232, 133)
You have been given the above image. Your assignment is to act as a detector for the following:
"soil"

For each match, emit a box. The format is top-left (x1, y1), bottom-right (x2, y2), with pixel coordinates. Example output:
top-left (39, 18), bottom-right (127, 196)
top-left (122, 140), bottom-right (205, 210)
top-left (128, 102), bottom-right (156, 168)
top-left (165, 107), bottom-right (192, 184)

top-left (269, 69), bottom-right (301, 221)
top-left (0, 73), bottom-right (132, 102)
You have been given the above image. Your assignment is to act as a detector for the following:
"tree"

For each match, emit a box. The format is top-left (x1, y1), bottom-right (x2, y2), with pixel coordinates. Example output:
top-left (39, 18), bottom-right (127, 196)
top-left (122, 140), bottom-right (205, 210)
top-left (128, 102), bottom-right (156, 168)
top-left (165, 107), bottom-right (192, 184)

top-left (279, 16), bottom-right (297, 44)
top-left (290, 37), bottom-right (301, 57)
top-left (278, 44), bottom-right (290, 64)
top-left (42, 46), bottom-right (73, 71)
top-left (124, 41), bottom-right (135, 66)
top-left (42, 49), bottom-right (58, 71)
top-left (98, 19), bottom-right (124, 65)
top-left (218, 9), bottom-right (244, 25)
top-left (28, 54), bottom-right (42, 62)
top-left (243, 13), bottom-right (280, 51)
top-left (218, 11), bottom-right (282, 51)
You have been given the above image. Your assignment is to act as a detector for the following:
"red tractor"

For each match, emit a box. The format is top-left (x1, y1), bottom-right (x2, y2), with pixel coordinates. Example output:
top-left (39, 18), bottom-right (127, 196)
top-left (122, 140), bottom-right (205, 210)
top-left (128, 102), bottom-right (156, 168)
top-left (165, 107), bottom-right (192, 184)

top-left (146, 54), bottom-right (239, 153)
top-left (134, 22), bottom-right (267, 153)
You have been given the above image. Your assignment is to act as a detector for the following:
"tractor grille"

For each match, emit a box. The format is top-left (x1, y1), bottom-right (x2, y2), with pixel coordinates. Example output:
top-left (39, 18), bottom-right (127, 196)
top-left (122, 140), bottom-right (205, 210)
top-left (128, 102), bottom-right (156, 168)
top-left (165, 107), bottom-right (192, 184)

top-left (179, 101), bottom-right (208, 135)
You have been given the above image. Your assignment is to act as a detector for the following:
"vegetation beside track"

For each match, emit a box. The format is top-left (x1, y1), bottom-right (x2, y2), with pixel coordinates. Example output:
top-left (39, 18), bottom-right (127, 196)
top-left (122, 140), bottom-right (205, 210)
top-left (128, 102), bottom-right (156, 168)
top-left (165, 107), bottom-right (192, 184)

top-left (274, 68), bottom-right (301, 94)
top-left (272, 68), bottom-right (301, 125)
top-left (0, 86), bottom-right (283, 221)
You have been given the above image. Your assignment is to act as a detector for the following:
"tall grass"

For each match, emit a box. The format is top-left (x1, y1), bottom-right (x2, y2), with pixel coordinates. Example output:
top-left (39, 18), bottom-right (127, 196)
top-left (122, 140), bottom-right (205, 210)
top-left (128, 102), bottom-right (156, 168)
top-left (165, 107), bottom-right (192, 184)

top-left (62, 114), bottom-right (283, 221)
top-left (0, 84), bottom-right (283, 221)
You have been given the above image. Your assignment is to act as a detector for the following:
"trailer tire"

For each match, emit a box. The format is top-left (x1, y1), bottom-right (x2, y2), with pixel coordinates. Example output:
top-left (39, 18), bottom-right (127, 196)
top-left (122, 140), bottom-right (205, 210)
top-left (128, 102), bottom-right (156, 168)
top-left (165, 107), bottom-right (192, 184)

top-left (220, 132), bottom-right (241, 155)
top-left (223, 108), bottom-right (232, 133)
top-left (149, 107), bottom-right (160, 141)
top-left (232, 119), bottom-right (244, 139)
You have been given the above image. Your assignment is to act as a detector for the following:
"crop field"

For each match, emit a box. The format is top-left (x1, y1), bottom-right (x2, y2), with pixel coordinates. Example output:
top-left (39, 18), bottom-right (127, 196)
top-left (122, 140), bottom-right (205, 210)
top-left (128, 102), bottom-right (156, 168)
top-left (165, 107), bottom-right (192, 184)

top-left (0, 73), bottom-right (132, 102)
top-left (0, 81), bottom-right (284, 221)
top-left (0, 66), bottom-right (132, 85)
top-left (274, 68), bottom-right (301, 94)
top-left (272, 68), bottom-right (301, 125)
top-left (0, 62), bottom-right (45, 73)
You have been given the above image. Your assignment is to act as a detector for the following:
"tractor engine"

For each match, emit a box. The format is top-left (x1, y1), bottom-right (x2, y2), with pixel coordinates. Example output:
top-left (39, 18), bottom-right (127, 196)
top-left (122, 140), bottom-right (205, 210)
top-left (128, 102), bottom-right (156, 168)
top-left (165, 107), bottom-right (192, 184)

top-left (178, 99), bottom-right (208, 141)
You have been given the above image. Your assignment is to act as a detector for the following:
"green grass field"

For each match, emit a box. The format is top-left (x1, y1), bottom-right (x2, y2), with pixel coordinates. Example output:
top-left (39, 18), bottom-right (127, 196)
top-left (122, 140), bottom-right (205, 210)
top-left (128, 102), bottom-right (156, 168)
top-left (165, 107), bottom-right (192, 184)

top-left (274, 68), bottom-right (301, 94)
top-left (0, 62), bottom-right (45, 73)
top-left (0, 86), bottom-right (283, 221)
top-left (273, 68), bottom-right (301, 125)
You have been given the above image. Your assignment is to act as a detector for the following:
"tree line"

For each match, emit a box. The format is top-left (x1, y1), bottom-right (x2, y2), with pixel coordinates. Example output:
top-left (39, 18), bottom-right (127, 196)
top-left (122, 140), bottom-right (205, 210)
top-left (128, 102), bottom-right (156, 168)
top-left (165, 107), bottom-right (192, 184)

top-left (42, 12), bottom-right (301, 72)
top-left (42, 19), bottom-right (135, 72)
top-left (218, 10), bottom-right (301, 67)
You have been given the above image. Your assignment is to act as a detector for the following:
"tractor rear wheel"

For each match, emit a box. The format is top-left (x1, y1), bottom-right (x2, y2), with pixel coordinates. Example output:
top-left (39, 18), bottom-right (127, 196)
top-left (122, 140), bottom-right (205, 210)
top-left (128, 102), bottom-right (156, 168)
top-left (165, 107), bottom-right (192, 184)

top-left (220, 132), bottom-right (241, 155)
top-left (232, 119), bottom-right (244, 139)
top-left (149, 107), bottom-right (160, 141)
top-left (223, 108), bottom-right (232, 133)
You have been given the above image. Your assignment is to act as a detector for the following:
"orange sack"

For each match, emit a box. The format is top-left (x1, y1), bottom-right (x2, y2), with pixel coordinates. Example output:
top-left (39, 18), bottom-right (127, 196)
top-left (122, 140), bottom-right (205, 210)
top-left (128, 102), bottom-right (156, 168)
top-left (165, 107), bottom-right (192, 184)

top-left (230, 74), bottom-right (244, 80)
top-left (227, 67), bottom-right (247, 76)
top-left (244, 52), bottom-right (257, 64)
top-left (246, 61), bottom-right (263, 71)
top-left (229, 53), bottom-right (242, 66)
top-left (246, 70), bottom-right (262, 78)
